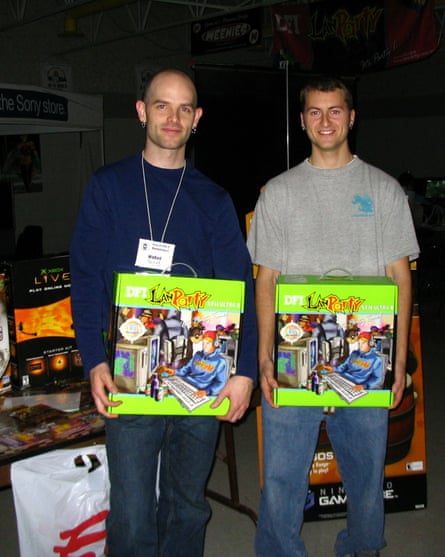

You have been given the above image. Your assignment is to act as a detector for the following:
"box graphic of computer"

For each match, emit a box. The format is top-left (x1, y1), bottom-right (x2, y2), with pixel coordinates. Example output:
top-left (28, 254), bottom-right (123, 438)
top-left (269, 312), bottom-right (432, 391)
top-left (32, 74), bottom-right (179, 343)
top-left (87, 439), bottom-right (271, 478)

top-left (274, 274), bottom-right (398, 407)
top-left (108, 272), bottom-right (245, 415)
top-left (113, 337), bottom-right (160, 393)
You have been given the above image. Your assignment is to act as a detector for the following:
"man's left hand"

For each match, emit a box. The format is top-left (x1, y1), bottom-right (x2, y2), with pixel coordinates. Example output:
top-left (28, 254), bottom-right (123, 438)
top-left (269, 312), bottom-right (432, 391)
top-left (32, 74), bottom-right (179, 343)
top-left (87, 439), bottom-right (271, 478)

top-left (211, 375), bottom-right (254, 423)
top-left (390, 371), bottom-right (406, 409)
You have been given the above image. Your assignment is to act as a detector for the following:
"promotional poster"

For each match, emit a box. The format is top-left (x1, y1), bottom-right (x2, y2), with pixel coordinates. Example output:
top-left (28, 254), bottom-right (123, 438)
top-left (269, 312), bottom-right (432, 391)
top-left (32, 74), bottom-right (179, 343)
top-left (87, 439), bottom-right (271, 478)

top-left (0, 255), bottom-right (83, 392)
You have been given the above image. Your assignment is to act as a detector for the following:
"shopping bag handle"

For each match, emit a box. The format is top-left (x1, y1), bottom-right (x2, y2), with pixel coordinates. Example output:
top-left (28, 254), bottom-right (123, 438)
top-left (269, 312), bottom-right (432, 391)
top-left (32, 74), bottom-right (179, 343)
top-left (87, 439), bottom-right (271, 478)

top-left (74, 453), bottom-right (102, 472)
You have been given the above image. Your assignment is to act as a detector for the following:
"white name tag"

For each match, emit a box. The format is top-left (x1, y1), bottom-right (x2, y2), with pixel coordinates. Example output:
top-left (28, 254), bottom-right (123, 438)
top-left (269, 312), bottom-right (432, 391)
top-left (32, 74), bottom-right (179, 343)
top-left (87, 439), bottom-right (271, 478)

top-left (135, 239), bottom-right (175, 271)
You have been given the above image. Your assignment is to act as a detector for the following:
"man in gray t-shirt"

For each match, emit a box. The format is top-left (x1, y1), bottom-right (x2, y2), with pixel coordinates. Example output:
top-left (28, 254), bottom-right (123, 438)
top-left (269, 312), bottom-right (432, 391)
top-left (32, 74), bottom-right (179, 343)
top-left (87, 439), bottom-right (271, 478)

top-left (248, 76), bottom-right (419, 557)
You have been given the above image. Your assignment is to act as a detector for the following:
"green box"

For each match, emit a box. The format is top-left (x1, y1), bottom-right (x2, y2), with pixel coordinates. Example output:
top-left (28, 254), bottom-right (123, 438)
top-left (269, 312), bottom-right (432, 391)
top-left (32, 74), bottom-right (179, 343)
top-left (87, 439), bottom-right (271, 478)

top-left (108, 273), bottom-right (245, 415)
top-left (274, 274), bottom-right (397, 407)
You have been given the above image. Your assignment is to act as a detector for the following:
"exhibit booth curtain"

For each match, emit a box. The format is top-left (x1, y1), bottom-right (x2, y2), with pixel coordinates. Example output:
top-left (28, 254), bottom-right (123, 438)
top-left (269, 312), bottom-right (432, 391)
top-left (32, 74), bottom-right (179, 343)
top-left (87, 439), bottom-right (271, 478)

top-left (271, 0), bottom-right (439, 74)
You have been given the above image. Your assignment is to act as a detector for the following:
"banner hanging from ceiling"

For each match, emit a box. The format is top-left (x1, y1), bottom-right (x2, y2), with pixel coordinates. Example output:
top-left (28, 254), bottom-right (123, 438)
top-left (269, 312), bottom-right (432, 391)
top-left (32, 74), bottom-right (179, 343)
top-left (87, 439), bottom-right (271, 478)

top-left (271, 0), bottom-right (439, 74)
top-left (191, 8), bottom-right (262, 55)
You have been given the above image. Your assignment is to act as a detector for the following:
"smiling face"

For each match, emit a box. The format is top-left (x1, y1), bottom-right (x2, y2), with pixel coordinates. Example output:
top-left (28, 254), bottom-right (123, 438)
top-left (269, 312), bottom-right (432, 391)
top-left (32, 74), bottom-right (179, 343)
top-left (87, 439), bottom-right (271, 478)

top-left (136, 70), bottom-right (203, 161)
top-left (300, 87), bottom-right (355, 159)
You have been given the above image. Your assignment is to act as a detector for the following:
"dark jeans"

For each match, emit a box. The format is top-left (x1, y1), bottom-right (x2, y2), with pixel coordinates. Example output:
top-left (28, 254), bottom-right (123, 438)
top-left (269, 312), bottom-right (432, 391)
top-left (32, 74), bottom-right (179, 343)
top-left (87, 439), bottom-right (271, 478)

top-left (255, 403), bottom-right (388, 557)
top-left (105, 414), bottom-right (220, 557)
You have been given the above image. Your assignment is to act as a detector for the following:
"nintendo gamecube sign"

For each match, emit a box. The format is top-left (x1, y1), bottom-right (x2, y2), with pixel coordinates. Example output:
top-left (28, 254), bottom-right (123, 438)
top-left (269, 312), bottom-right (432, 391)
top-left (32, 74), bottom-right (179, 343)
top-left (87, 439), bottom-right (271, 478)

top-left (0, 87), bottom-right (68, 121)
top-left (191, 8), bottom-right (261, 56)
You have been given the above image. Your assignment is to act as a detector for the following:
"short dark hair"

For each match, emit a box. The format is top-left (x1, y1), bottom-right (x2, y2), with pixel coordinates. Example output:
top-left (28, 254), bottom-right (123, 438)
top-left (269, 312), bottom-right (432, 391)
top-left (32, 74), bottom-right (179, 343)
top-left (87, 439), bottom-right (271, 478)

top-left (299, 76), bottom-right (354, 111)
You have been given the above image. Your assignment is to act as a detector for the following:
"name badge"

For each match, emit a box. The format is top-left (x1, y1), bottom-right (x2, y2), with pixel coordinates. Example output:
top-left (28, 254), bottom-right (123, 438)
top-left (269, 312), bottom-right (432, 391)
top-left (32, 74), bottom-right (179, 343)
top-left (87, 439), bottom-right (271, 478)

top-left (135, 239), bottom-right (175, 271)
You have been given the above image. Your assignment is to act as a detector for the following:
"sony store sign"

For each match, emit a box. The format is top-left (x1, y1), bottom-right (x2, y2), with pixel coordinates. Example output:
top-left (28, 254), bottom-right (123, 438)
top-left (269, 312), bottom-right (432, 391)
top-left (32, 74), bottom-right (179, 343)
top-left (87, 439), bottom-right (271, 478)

top-left (191, 8), bottom-right (262, 55)
top-left (0, 88), bottom-right (68, 121)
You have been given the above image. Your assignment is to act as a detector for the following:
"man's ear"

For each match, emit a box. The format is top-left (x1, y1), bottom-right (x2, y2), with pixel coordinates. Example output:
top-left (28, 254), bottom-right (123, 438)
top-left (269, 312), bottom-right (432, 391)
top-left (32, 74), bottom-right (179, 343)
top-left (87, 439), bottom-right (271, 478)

top-left (349, 108), bottom-right (356, 128)
top-left (300, 112), bottom-right (306, 131)
top-left (193, 107), bottom-right (203, 128)
top-left (135, 100), bottom-right (146, 124)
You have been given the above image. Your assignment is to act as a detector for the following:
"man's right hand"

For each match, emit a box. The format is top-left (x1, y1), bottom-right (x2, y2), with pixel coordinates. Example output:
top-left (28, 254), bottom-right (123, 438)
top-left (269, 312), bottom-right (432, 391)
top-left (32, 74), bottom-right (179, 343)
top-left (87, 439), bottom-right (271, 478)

top-left (259, 359), bottom-right (279, 408)
top-left (89, 362), bottom-right (121, 418)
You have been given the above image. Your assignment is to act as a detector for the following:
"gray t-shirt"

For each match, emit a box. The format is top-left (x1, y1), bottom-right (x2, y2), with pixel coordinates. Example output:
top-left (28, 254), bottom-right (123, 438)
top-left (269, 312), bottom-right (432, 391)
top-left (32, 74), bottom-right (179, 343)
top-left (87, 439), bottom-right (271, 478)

top-left (247, 157), bottom-right (419, 276)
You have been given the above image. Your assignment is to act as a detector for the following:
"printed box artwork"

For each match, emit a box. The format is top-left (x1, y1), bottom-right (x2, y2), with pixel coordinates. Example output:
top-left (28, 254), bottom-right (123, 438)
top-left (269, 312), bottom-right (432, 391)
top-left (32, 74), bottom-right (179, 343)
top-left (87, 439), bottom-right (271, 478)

top-left (108, 272), bottom-right (245, 416)
top-left (274, 274), bottom-right (398, 407)
top-left (0, 255), bottom-right (84, 392)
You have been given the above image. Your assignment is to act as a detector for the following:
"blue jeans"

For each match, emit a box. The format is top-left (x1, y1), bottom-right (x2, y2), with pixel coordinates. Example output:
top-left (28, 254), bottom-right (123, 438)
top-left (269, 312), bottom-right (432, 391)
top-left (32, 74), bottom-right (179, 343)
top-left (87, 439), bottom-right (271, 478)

top-left (255, 403), bottom-right (388, 557)
top-left (105, 414), bottom-right (220, 557)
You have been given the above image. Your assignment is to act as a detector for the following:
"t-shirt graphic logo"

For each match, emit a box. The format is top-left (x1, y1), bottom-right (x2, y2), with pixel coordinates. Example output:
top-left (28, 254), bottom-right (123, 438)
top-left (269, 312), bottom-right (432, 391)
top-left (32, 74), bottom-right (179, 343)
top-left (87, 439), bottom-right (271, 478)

top-left (352, 194), bottom-right (374, 217)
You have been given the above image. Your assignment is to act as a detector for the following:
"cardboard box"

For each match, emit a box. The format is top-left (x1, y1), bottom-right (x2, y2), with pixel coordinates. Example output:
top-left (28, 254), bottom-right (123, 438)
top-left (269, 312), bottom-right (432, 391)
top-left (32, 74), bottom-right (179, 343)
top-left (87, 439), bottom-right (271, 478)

top-left (274, 274), bottom-right (398, 407)
top-left (0, 255), bottom-right (84, 391)
top-left (108, 272), bottom-right (245, 415)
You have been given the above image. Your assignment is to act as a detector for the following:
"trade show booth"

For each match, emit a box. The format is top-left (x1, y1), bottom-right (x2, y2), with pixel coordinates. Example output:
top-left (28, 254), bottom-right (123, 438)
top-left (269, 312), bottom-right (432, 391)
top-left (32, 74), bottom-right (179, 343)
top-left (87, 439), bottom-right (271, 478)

top-left (0, 83), bottom-right (103, 257)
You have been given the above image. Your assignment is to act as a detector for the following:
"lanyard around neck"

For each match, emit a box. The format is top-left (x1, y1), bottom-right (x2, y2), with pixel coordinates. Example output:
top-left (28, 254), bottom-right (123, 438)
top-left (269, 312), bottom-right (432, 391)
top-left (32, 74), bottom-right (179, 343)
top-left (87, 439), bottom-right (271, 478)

top-left (141, 151), bottom-right (186, 243)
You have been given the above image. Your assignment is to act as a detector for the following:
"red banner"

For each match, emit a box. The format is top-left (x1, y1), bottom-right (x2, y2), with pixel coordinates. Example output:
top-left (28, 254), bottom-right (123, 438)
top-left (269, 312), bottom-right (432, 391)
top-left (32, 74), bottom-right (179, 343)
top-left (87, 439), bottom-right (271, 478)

top-left (271, 0), bottom-right (439, 73)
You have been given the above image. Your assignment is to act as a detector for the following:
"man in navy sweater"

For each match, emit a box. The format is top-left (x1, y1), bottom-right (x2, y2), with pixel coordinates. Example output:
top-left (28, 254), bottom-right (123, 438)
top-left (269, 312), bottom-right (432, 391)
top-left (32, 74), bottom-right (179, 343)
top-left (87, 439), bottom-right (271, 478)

top-left (70, 68), bottom-right (257, 557)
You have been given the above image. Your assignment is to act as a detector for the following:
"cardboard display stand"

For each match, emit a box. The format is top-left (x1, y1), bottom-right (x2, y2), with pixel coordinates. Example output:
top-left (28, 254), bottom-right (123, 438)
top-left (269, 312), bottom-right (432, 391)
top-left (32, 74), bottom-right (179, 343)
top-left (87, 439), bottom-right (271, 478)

top-left (0, 255), bottom-right (84, 392)
top-left (256, 309), bottom-right (427, 518)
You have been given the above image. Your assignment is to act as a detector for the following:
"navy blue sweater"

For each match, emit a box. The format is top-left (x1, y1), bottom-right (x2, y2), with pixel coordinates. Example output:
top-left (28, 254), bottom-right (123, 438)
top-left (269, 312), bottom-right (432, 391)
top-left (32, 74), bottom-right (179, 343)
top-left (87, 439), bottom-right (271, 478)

top-left (70, 153), bottom-right (258, 383)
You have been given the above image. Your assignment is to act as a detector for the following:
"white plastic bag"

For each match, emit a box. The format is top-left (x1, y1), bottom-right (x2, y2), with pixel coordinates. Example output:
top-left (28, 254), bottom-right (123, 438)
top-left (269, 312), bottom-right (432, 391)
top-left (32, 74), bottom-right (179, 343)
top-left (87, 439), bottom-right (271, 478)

top-left (11, 444), bottom-right (109, 557)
